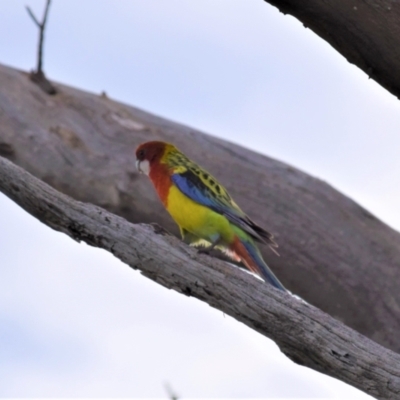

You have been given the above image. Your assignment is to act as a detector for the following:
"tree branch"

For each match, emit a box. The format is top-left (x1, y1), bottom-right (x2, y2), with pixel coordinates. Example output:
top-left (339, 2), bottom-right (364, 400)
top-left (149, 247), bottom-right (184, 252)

top-left (264, 0), bottom-right (400, 99)
top-left (0, 156), bottom-right (399, 399)
top-left (1, 63), bottom-right (400, 353)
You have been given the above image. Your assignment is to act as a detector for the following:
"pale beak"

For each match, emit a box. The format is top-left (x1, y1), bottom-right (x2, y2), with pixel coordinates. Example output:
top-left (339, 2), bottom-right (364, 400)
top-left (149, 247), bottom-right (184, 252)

top-left (135, 159), bottom-right (142, 173)
top-left (135, 159), bottom-right (150, 175)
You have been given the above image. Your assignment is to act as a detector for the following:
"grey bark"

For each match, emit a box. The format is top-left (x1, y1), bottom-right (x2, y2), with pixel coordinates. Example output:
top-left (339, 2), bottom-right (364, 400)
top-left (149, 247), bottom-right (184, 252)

top-left (264, 0), bottom-right (400, 99)
top-left (1, 63), bottom-right (400, 353)
top-left (0, 155), bottom-right (399, 399)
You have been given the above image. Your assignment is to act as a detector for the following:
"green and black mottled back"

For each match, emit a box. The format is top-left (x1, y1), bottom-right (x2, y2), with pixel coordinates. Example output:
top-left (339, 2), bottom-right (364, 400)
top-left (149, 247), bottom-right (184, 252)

top-left (164, 147), bottom-right (278, 250)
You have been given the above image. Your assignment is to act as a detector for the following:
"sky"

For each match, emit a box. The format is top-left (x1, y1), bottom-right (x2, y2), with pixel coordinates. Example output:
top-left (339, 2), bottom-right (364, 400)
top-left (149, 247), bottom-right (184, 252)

top-left (1, 0), bottom-right (399, 398)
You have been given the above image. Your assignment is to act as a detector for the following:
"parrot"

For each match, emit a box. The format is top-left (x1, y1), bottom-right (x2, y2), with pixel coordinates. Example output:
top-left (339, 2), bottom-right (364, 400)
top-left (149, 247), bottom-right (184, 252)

top-left (135, 141), bottom-right (286, 291)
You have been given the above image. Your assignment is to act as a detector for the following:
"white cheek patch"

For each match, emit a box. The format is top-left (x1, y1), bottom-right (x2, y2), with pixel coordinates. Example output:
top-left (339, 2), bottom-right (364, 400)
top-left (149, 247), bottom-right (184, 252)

top-left (139, 160), bottom-right (150, 175)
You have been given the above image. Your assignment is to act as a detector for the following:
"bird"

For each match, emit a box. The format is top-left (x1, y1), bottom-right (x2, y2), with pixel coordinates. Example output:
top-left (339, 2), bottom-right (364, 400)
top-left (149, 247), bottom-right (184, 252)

top-left (135, 141), bottom-right (286, 291)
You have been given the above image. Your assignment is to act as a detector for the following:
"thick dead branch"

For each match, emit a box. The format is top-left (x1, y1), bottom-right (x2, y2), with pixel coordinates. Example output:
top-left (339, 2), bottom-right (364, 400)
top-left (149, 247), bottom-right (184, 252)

top-left (0, 156), bottom-right (399, 399)
top-left (1, 63), bottom-right (400, 352)
top-left (264, 0), bottom-right (400, 99)
top-left (26, 0), bottom-right (56, 94)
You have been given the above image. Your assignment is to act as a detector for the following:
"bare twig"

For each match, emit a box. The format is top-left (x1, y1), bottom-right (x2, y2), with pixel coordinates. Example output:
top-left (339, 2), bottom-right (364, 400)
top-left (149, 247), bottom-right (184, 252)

top-left (25, 0), bottom-right (56, 94)
top-left (0, 156), bottom-right (400, 399)
top-left (25, 6), bottom-right (40, 27)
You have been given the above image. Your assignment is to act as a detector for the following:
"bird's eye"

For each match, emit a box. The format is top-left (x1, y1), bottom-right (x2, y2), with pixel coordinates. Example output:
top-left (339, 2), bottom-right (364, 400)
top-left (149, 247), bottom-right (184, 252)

top-left (138, 149), bottom-right (145, 159)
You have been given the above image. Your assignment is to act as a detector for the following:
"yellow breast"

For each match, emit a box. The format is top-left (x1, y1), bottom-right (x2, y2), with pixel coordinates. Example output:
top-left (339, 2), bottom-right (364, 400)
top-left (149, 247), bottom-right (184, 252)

top-left (166, 185), bottom-right (233, 243)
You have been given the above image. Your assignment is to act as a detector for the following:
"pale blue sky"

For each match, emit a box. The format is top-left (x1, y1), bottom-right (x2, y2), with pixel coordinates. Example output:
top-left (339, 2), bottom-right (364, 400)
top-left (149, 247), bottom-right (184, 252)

top-left (1, 0), bottom-right (398, 397)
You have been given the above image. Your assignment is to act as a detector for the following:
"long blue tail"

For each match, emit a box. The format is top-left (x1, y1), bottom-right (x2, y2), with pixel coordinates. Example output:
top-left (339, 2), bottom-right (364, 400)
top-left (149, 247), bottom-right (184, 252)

top-left (232, 234), bottom-right (287, 292)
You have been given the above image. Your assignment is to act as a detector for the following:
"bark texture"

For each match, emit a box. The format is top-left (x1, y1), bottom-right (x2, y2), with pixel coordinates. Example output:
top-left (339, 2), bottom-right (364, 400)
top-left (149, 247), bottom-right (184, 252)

top-left (1, 63), bottom-right (400, 353)
top-left (1, 155), bottom-right (400, 399)
top-left (264, 0), bottom-right (400, 99)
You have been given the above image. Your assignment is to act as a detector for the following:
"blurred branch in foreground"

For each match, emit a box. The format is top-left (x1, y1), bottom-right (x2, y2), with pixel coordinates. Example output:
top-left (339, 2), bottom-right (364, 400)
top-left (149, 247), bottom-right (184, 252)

top-left (164, 382), bottom-right (179, 400)
top-left (264, 0), bottom-right (400, 100)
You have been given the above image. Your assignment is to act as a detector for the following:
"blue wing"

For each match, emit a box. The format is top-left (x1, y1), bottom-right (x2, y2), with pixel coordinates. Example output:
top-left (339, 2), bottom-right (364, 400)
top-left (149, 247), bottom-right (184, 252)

top-left (171, 169), bottom-right (277, 247)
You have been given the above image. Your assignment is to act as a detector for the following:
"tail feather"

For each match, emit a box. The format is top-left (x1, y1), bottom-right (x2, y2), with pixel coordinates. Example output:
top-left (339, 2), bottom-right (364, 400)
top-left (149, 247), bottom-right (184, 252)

top-left (243, 218), bottom-right (280, 256)
top-left (231, 236), bottom-right (286, 292)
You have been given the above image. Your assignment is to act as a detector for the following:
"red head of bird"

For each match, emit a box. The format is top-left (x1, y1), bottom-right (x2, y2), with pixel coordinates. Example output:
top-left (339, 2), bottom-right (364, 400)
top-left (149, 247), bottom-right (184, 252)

top-left (135, 141), bottom-right (175, 176)
top-left (135, 141), bottom-right (179, 204)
